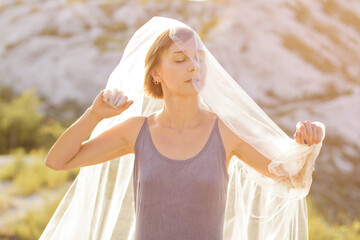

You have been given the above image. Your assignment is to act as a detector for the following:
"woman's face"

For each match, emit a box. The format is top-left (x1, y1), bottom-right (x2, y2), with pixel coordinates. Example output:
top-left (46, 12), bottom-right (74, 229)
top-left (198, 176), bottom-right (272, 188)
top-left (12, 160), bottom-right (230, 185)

top-left (153, 36), bottom-right (207, 97)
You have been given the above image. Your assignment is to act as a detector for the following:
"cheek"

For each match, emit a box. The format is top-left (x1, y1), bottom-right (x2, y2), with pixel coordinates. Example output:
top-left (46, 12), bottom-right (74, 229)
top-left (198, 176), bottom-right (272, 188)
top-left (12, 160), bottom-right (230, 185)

top-left (160, 63), bottom-right (184, 85)
top-left (160, 62), bottom-right (173, 78)
top-left (198, 62), bottom-right (207, 77)
top-left (167, 63), bottom-right (186, 78)
top-left (201, 63), bottom-right (207, 75)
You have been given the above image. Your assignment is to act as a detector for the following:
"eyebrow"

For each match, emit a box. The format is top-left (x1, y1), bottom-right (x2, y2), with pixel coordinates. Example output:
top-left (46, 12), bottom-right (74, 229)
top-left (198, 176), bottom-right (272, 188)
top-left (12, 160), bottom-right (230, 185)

top-left (171, 50), bottom-right (205, 55)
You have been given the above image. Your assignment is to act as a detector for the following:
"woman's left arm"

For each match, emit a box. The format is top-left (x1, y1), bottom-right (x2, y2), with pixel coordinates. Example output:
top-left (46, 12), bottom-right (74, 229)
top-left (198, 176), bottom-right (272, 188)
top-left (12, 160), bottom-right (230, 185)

top-left (228, 120), bottom-right (324, 185)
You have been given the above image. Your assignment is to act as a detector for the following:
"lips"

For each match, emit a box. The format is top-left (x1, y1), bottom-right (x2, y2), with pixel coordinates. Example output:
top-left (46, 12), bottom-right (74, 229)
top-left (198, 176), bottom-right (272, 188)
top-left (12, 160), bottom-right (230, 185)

top-left (186, 78), bottom-right (200, 83)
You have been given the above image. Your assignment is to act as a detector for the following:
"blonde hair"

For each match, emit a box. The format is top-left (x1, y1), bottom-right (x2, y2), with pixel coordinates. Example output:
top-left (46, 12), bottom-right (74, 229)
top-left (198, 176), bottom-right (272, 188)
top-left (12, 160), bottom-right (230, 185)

top-left (144, 28), bottom-right (194, 99)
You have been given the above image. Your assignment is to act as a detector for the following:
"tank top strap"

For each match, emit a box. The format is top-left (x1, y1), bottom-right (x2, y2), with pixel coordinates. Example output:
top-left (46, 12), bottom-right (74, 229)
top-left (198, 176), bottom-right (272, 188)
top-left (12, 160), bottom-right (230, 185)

top-left (214, 115), bottom-right (226, 160)
top-left (134, 117), bottom-right (148, 155)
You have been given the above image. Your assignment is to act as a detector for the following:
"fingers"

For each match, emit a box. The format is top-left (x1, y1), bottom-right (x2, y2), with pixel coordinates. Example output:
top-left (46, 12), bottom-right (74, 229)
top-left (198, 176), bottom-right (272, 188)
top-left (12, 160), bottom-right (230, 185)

top-left (296, 121), bottom-right (307, 144)
top-left (109, 90), bottom-right (121, 106)
top-left (103, 89), bottom-right (112, 103)
top-left (103, 89), bottom-right (130, 109)
top-left (115, 96), bottom-right (128, 108)
top-left (295, 121), bottom-right (325, 146)
top-left (294, 131), bottom-right (302, 144)
top-left (117, 100), bottom-right (134, 112)
top-left (304, 120), bottom-right (312, 145)
top-left (315, 125), bottom-right (324, 144)
top-left (311, 124), bottom-right (317, 145)
top-left (114, 92), bottom-right (125, 106)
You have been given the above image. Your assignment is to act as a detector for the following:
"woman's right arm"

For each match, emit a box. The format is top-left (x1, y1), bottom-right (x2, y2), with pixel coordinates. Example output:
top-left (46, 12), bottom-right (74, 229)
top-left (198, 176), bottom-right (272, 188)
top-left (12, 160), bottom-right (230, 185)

top-left (44, 90), bottom-right (136, 171)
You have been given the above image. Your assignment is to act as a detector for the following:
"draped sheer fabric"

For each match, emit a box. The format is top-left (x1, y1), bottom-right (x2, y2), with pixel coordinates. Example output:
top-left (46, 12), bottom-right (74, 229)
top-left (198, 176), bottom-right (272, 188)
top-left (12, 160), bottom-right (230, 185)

top-left (40, 17), bottom-right (325, 240)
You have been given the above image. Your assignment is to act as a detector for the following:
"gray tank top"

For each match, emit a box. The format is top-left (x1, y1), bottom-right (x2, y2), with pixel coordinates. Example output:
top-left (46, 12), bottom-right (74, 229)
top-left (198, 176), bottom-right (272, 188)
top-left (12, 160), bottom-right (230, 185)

top-left (133, 117), bottom-right (229, 240)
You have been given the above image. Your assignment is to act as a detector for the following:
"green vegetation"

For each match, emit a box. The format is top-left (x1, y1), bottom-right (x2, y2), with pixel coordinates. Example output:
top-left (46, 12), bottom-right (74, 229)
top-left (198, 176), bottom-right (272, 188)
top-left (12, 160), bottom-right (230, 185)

top-left (0, 148), bottom-right (26, 182)
top-left (0, 190), bottom-right (11, 212)
top-left (308, 199), bottom-right (360, 240)
top-left (1, 192), bottom-right (359, 239)
top-left (0, 83), bottom-right (80, 238)
top-left (0, 187), bottom-right (68, 240)
top-left (0, 88), bottom-right (43, 152)
top-left (0, 85), bottom-right (81, 239)
top-left (0, 148), bottom-right (79, 196)
top-left (0, 149), bottom-right (78, 239)
top-left (0, 85), bottom-right (68, 154)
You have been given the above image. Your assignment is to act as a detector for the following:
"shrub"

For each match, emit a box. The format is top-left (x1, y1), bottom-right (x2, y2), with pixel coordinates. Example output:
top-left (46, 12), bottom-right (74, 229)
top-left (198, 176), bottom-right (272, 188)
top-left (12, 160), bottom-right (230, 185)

top-left (1, 148), bottom-right (79, 196)
top-left (3, 189), bottom-right (67, 240)
top-left (308, 198), bottom-right (360, 240)
top-left (0, 148), bottom-right (26, 181)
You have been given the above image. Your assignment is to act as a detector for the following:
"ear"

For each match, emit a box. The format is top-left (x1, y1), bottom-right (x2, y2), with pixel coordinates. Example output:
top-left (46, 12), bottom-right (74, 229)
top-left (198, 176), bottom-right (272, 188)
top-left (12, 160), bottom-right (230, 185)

top-left (151, 71), bottom-right (161, 82)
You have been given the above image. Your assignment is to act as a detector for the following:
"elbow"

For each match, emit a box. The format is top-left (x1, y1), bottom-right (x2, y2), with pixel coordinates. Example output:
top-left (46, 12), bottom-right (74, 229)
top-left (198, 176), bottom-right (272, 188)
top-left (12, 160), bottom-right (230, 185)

top-left (44, 158), bottom-right (66, 171)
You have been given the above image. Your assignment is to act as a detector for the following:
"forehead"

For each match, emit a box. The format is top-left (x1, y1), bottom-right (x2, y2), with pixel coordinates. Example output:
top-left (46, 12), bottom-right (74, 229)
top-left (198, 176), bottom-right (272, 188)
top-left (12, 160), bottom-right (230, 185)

top-left (167, 36), bottom-right (205, 55)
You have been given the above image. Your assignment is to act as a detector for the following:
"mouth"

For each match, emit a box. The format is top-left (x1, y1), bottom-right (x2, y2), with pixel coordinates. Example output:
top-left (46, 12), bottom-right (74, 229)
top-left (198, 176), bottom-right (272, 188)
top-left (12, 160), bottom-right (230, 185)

top-left (185, 78), bottom-right (200, 83)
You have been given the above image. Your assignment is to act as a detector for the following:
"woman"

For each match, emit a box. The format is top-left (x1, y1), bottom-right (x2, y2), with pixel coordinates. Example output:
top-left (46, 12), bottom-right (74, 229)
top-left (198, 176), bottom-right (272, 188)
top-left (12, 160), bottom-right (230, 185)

top-left (41, 17), bottom-right (325, 240)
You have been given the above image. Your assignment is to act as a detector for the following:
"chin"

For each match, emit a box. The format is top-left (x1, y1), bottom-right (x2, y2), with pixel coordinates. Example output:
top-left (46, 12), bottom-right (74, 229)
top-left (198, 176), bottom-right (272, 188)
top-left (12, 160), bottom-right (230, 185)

top-left (187, 88), bottom-right (202, 96)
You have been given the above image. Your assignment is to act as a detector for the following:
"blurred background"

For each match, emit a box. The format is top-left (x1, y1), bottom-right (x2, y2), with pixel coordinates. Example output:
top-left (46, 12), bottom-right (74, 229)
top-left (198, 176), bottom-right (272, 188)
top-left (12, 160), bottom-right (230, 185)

top-left (0, 0), bottom-right (359, 239)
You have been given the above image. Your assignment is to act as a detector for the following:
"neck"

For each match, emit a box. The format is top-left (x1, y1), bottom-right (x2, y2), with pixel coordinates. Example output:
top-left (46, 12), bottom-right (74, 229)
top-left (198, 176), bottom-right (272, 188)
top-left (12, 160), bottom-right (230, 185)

top-left (157, 94), bottom-right (203, 131)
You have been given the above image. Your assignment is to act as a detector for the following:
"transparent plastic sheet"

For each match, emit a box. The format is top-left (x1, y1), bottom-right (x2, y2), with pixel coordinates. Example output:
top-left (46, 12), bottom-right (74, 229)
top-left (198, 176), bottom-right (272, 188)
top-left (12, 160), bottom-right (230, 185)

top-left (40, 17), bottom-right (324, 240)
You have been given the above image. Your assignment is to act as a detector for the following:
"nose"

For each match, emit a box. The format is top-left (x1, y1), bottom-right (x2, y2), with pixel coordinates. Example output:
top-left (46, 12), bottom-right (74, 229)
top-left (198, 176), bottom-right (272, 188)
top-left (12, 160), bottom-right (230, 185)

top-left (188, 59), bottom-right (200, 72)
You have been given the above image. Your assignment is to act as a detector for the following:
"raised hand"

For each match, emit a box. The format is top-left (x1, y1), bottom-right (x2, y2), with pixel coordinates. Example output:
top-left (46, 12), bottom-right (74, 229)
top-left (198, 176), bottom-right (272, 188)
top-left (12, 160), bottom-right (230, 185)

top-left (294, 120), bottom-right (324, 146)
top-left (89, 89), bottom-right (133, 120)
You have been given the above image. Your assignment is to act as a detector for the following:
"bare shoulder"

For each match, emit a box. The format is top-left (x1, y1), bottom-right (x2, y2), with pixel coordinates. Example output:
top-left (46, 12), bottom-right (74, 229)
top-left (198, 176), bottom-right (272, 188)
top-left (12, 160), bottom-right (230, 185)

top-left (200, 110), bottom-right (238, 140)
top-left (217, 118), bottom-right (233, 136)
top-left (216, 116), bottom-right (243, 156)
top-left (116, 116), bottom-right (146, 150)
top-left (202, 111), bottom-right (233, 137)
